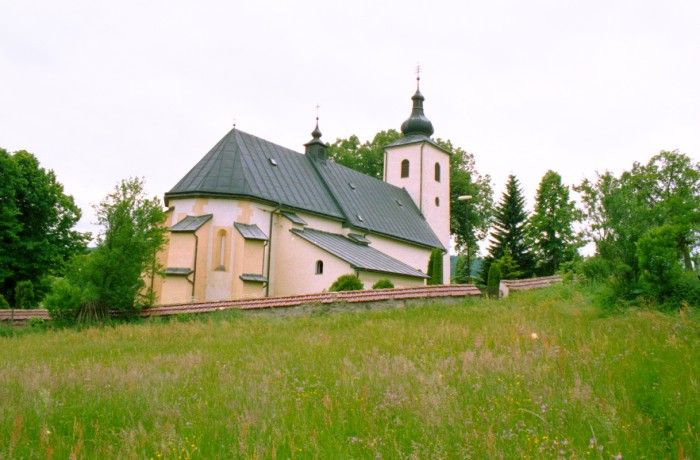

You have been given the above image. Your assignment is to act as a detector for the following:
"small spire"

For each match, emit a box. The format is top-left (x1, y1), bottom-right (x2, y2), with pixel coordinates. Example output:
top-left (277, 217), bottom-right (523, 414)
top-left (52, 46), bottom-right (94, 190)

top-left (305, 109), bottom-right (327, 162)
top-left (400, 72), bottom-right (434, 137)
top-left (311, 116), bottom-right (322, 139)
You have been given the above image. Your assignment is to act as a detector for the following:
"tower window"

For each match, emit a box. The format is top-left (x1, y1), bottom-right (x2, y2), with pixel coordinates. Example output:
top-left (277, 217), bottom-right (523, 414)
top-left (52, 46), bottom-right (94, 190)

top-left (434, 162), bottom-right (441, 182)
top-left (435, 197), bottom-right (440, 206)
top-left (315, 260), bottom-right (324, 275)
top-left (401, 159), bottom-right (410, 178)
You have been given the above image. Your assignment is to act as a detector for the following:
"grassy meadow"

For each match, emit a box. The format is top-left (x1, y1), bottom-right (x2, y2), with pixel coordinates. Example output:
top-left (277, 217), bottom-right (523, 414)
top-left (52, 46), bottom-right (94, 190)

top-left (0, 284), bottom-right (698, 459)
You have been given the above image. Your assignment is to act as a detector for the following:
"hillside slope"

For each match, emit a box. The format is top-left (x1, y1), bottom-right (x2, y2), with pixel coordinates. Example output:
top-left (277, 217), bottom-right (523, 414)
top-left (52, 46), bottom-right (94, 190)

top-left (1, 284), bottom-right (698, 458)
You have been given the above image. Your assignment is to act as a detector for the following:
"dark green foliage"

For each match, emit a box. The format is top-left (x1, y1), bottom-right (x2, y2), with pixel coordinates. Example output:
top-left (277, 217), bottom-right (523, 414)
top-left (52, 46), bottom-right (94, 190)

top-left (440, 139), bottom-right (493, 275)
top-left (454, 254), bottom-right (470, 284)
top-left (487, 263), bottom-right (501, 298)
top-left (529, 171), bottom-right (582, 275)
top-left (14, 280), bottom-right (35, 309)
top-left (328, 130), bottom-right (401, 180)
top-left (46, 178), bottom-right (167, 322)
top-left (579, 256), bottom-right (615, 282)
top-left (576, 151), bottom-right (700, 307)
top-left (482, 175), bottom-right (533, 281)
top-left (427, 249), bottom-right (443, 285)
top-left (372, 279), bottom-right (394, 289)
top-left (0, 148), bottom-right (89, 306)
top-left (494, 250), bottom-right (522, 280)
top-left (329, 274), bottom-right (364, 292)
top-left (0, 293), bottom-right (9, 308)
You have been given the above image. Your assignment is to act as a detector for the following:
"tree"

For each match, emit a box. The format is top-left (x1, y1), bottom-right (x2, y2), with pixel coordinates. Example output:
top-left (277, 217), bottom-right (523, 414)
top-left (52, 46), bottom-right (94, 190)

top-left (328, 130), bottom-right (401, 180)
top-left (441, 139), bottom-right (493, 283)
top-left (575, 151), bottom-right (700, 305)
top-left (482, 175), bottom-right (534, 280)
top-left (0, 148), bottom-right (89, 306)
top-left (45, 178), bottom-right (167, 321)
top-left (328, 131), bottom-right (493, 281)
top-left (427, 249), bottom-right (444, 285)
top-left (528, 171), bottom-right (582, 275)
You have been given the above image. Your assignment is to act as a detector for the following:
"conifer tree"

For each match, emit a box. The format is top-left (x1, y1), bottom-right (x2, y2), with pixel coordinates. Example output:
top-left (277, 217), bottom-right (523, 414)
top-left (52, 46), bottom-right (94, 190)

top-left (482, 175), bottom-right (533, 280)
top-left (529, 171), bottom-right (581, 275)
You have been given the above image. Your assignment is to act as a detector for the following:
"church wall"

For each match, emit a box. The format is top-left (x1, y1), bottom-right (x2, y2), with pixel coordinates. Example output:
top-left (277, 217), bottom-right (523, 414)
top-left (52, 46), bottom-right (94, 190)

top-left (384, 143), bottom-right (422, 207)
top-left (365, 234), bottom-right (431, 278)
top-left (357, 271), bottom-right (425, 289)
top-left (272, 224), bottom-right (353, 296)
top-left (384, 142), bottom-right (451, 284)
top-left (419, 145), bottom-right (451, 284)
top-left (160, 277), bottom-right (192, 304)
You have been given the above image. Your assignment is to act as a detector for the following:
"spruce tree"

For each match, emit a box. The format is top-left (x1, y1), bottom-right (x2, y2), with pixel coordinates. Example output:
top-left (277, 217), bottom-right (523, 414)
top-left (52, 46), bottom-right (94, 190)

top-left (529, 171), bottom-right (581, 275)
top-left (482, 175), bottom-right (533, 280)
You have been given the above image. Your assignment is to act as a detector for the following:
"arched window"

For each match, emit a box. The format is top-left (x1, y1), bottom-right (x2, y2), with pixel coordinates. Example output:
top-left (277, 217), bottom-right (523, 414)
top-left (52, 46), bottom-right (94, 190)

top-left (216, 230), bottom-right (227, 270)
top-left (435, 196), bottom-right (440, 206)
top-left (434, 162), bottom-right (441, 182)
top-left (315, 260), bottom-right (324, 275)
top-left (401, 159), bottom-right (410, 178)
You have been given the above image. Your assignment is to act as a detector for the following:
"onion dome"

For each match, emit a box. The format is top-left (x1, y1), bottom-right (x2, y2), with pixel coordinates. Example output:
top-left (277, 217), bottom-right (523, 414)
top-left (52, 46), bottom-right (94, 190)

top-left (400, 80), bottom-right (434, 137)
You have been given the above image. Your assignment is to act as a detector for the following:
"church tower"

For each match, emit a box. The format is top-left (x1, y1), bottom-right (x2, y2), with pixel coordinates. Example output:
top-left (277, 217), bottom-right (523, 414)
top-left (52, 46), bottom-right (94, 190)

top-left (383, 78), bottom-right (451, 283)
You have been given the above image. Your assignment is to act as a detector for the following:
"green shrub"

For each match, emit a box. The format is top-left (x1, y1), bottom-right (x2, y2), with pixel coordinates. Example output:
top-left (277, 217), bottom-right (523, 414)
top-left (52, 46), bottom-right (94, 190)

top-left (494, 250), bottom-right (522, 280)
top-left (28, 317), bottom-right (47, 330)
top-left (14, 280), bottom-right (35, 309)
top-left (0, 293), bottom-right (9, 309)
top-left (487, 263), bottom-right (501, 298)
top-left (427, 249), bottom-right (443, 285)
top-left (372, 279), bottom-right (394, 289)
top-left (329, 274), bottom-right (364, 292)
top-left (44, 278), bottom-right (93, 323)
top-left (580, 256), bottom-right (614, 282)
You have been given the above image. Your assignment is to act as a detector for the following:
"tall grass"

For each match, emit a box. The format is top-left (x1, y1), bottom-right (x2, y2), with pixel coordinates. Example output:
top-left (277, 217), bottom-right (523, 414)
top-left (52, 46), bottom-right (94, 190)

top-left (0, 284), bottom-right (698, 458)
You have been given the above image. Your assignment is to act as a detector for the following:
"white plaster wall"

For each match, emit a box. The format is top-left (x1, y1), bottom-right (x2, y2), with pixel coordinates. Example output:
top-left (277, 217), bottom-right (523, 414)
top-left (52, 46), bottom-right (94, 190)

top-left (385, 142), bottom-right (451, 284)
top-left (364, 233), bottom-right (431, 276)
top-left (384, 143), bottom-right (422, 206)
top-left (272, 223), bottom-right (353, 296)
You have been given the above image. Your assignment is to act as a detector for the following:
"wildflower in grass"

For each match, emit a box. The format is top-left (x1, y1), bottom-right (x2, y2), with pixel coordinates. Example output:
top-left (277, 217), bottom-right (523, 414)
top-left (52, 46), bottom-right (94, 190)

top-left (531, 332), bottom-right (539, 340)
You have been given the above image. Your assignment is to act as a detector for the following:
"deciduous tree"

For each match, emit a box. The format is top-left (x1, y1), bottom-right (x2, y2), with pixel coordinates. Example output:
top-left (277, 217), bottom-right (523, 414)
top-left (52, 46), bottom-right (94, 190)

top-left (0, 148), bottom-right (88, 306)
top-left (528, 171), bottom-right (582, 275)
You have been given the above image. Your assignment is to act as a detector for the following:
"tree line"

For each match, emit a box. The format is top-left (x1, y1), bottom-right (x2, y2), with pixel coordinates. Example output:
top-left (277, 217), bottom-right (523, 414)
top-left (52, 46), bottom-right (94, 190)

top-left (0, 138), bottom-right (698, 319)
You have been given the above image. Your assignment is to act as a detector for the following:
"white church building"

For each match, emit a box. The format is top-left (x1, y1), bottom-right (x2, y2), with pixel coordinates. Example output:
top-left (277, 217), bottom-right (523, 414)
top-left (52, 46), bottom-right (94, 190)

top-left (153, 80), bottom-right (451, 304)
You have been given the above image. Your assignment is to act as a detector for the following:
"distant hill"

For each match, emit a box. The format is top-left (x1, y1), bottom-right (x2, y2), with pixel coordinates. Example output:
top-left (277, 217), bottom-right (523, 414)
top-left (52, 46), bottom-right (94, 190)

top-left (450, 255), bottom-right (483, 281)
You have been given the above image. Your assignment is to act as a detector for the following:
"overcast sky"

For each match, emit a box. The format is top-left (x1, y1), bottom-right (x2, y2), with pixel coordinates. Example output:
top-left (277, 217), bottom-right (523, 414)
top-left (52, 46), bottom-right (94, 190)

top-left (1, 0), bottom-right (698, 244)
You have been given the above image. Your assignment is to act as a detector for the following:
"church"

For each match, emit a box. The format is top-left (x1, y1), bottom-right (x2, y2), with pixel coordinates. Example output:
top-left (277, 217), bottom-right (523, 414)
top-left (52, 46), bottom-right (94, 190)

top-left (153, 80), bottom-right (451, 304)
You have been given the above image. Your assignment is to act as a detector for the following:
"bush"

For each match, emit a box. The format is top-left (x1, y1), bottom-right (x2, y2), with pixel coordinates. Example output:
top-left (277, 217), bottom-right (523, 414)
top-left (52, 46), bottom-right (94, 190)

top-left (44, 278), bottom-right (93, 323)
top-left (427, 249), bottom-right (443, 285)
top-left (0, 293), bottom-right (9, 309)
top-left (579, 256), bottom-right (614, 282)
top-left (329, 274), bottom-right (364, 292)
top-left (372, 279), bottom-right (394, 289)
top-left (14, 280), bottom-right (35, 309)
top-left (487, 263), bottom-right (501, 298)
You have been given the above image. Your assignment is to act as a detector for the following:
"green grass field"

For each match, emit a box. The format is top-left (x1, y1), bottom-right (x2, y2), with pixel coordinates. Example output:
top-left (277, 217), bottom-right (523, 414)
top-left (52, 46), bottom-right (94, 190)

top-left (1, 284), bottom-right (698, 459)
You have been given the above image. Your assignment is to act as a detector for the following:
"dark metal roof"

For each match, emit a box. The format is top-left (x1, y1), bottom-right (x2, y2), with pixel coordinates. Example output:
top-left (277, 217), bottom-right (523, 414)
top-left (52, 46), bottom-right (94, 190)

top-left (385, 134), bottom-right (450, 154)
top-left (164, 267), bottom-right (193, 276)
top-left (281, 211), bottom-right (307, 225)
top-left (166, 129), bottom-right (343, 219)
top-left (234, 222), bottom-right (268, 241)
top-left (348, 233), bottom-right (370, 245)
top-left (170, 214), bottom-right (212, 232)
top-left (310, 160), bottom-right (444, 249)
top-left (291, 228), bottom-right (428, 279)
top-left (166, 128), bottom-right (443, 249)
top-left (240, 274), bottom-right (267, 282)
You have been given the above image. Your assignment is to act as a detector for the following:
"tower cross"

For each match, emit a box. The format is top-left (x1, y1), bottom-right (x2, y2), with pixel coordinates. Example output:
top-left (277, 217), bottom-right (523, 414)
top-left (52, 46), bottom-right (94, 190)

top-left (315, 103), bottom-right (320, 121)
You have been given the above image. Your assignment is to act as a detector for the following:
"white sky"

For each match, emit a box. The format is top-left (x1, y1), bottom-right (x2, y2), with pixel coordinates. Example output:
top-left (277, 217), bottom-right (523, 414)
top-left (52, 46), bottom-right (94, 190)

top-left (1, 0), bottom-right (698, 245)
